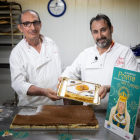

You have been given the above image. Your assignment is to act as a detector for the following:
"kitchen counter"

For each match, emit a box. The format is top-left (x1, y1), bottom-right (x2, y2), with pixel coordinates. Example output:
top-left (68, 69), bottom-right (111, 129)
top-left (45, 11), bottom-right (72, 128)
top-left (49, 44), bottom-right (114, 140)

top-left (0, 106), bottom-right (140, 140)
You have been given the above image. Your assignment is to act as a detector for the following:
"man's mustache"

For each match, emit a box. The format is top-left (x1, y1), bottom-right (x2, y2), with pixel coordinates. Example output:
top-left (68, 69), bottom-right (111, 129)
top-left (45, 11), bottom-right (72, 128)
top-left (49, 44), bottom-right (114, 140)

top-left (29, 30), bottom-right (38, 33)
top-left (97, 37), bottom-right (106, 42)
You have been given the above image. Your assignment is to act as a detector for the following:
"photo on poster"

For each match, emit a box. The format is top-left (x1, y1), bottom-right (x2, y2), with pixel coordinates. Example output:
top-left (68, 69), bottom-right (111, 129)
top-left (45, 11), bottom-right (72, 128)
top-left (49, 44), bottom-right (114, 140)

top-left (104, 67), bottom-right (140, 140)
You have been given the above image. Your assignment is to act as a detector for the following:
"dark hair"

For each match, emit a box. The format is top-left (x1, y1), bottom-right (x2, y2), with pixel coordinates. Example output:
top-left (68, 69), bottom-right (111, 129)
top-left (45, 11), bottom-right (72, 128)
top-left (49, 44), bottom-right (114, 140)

top-left (90, 14), bottom-right (112, 31)
top-left (18, 9), bottom-right (41, 24)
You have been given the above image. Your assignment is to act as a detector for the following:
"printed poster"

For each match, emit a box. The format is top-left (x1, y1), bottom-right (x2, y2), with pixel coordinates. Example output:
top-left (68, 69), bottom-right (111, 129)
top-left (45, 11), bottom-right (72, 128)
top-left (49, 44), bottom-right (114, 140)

top-left (104, 67), bottom-right (140, 140)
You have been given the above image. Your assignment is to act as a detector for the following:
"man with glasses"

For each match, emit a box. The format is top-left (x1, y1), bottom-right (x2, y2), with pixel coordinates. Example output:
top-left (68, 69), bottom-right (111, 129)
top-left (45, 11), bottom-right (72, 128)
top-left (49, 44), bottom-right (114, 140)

top-left (10, 10), bottom-right (62, 107)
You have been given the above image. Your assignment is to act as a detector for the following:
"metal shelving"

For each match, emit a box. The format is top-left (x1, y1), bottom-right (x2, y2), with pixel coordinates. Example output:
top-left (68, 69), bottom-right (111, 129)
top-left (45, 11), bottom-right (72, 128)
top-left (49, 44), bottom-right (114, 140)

top-left (0, 1), bottom-right (23, 68)
top-left (0, 32), bottom-right (23, 35)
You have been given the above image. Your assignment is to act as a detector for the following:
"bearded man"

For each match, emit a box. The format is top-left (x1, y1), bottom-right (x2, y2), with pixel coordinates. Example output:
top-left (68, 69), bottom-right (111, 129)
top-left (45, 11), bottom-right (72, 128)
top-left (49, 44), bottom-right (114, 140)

top-left (60, 14), bottom-right (139, 109)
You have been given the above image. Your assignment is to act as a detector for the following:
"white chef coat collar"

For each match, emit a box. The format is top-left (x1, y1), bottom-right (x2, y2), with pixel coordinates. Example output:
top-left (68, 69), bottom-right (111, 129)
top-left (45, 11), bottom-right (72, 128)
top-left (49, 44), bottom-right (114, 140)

top-left (24, 34), bottom-right (47, 49)
top-left (86, 40), bottom-right (115, 69)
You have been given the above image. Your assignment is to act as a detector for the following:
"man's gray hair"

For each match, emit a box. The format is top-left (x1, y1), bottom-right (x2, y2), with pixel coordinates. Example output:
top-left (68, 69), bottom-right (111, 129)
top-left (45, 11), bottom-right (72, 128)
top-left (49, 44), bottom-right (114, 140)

top-left (18, 9), bottom-right (41, 24)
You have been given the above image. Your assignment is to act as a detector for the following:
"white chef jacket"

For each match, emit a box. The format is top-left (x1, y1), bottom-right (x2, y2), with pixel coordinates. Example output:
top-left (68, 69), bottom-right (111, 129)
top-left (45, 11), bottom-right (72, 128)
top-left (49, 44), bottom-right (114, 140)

top-left (10, 36), bottom-right (63, 106)
top-left (61, 42), bottom-right (139, 109)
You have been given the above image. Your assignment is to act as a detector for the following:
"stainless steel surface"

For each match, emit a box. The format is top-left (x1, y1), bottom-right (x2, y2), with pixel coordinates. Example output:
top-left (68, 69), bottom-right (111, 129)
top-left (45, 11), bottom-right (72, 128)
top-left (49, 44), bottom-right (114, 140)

top-left (0, 106), bottom-right (140, 140)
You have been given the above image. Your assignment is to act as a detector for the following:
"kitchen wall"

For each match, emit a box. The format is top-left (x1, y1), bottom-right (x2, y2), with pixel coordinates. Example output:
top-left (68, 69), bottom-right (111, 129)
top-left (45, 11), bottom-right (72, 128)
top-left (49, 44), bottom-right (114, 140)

top-left (0, 0), bottom-right (140, 104)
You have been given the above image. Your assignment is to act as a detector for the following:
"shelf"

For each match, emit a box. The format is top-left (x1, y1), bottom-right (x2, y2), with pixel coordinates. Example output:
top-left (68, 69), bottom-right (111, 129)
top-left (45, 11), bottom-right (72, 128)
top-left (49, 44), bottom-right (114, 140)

top-left (0, 5), bottom-right (11, 8)
top-left (0, 20), bottom-right (16, 25)
top-left (0, 21), bottom-right (11, 24)
top-left (0, 17), bottom-right (10, 19)
top-left (0, 43), bottom-right (13, 46)
top-left (0, 11), bottom-right (21, 15)
top-left (0, 1), bottom-right (23, 49)
top-left (0, 63), bottom-right (10, 68)
top-left (0, 5), bottom-right (20, 9)
top-left (0, 17), bottom-right (17, 20)
top-left (0, 45), bottom-right (17, 47)
top-left (0, 33), bottom-right (23, 35)
top-left (0, 39), bottom-right (21, 45)
top-left (0, 42), bottom-right (17, 45)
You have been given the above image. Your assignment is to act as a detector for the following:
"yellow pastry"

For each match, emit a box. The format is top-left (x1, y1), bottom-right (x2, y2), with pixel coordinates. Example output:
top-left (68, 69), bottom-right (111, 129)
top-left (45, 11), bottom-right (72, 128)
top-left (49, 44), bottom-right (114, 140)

top-left (75, 84), bottom-right (89, 91)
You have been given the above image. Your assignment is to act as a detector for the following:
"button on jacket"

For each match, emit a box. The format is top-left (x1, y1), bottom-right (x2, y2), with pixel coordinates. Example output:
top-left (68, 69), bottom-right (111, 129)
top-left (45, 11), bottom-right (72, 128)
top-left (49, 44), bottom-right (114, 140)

top-left (10, 36), bottom-right (63, 106)
top-left (61, 42), bottom-right (139, 109)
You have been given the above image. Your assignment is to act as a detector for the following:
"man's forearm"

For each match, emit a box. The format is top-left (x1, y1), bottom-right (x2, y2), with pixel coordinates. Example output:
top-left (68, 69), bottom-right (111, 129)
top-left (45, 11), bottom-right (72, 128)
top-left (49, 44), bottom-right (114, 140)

top-left (26, 85), bottom-right (61, 101)
top-left (27, 85), bottom-right (45, 96)
top-left (98, 85), bottom-right (111, 99)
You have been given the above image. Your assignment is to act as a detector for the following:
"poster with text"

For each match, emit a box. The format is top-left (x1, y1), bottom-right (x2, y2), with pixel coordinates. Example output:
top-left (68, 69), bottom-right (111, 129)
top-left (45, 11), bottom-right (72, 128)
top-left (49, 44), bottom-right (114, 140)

top-left (104, 67), bottom-right (140, 140)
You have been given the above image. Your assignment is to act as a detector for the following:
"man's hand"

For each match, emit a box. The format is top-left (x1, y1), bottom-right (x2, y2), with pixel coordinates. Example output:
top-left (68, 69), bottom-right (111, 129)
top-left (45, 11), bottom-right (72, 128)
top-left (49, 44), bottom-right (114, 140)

top-left (57, 77), bottom-right (62, 89)
top-left (43, 88), bottom-right (61, 101)
top-left (98, 85), bottom-right (110, 99)
top-left (57, 77), bottom-right (71, 105)
top-left (27, 85), bottom-right (61, 101)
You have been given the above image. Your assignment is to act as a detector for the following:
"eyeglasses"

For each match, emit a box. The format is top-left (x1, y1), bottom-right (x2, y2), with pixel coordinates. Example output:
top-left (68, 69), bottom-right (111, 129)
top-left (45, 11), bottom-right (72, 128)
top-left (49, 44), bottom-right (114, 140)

top-left (20, 21), bottom-right (41, 27)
